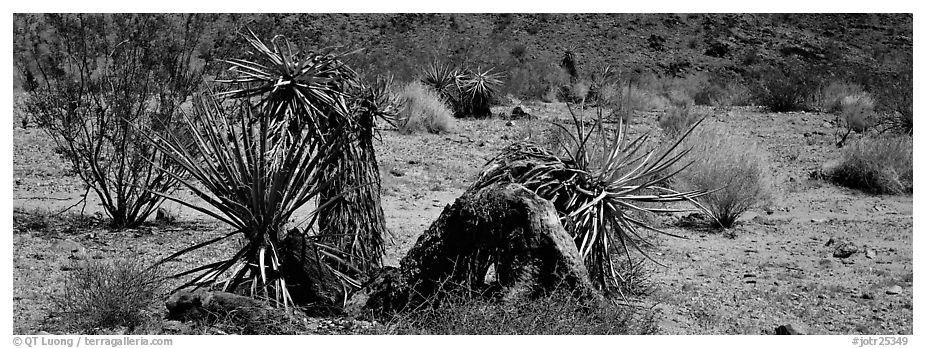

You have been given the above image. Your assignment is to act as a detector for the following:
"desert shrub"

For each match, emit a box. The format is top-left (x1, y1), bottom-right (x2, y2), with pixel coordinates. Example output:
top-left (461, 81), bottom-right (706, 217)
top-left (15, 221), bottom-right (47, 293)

top-left (876, 70), bottom-right (912, 134)
top-left (55, 258), bottom-right (166, 333)
top-left (14, 14), bottom-right (207, 228)
top-left (659, 101), bottom-right (707, 137)
top-left (836, 94), bottom-right (879, 147)
top-left (674, 124), bottom-right (774, 228)
top-left (13, 93), bottom-right (30, 128)
top-left (817, 81), bottom-right (867, 113)
top-left (379, 287), bottom-right (657, 335)
top-left (827, 135), bottom-right (912, 195)
top-left (749, 64), bottom-right (818, 112)
top-left (397, 82), bottom-right (454, 134)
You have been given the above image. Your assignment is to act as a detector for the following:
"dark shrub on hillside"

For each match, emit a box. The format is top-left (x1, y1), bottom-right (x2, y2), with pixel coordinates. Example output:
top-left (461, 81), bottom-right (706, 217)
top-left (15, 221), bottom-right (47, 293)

top-left (749, 64), bottom-right (819, 112)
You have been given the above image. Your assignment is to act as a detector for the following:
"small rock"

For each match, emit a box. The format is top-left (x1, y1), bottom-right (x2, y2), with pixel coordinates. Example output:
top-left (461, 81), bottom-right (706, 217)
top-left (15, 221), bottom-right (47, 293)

top-left (822, 121), bottom-right (834, 129)
top-left (162, 320), bottom-right (185, 333)
top-left (389, 168), bottom-right (405, 177)
top-left (505, 121), bottom-right (515, 127)
top-left (833, 242), bottom-right (859, 258)
top-left (155, 208), bottom-right (177, 224)
top-left (406, 160), bottom-right (419, 165)
top-left (775, 323), bottom-right (806, 335)
top-left (885, 285), bottom-right (903, 295)
top-left (511, 105), bottom-right (532, 118)
top-left (861, 292), bottom-right (875, 300)
top-left (865, 249), bottom-right (876, 259)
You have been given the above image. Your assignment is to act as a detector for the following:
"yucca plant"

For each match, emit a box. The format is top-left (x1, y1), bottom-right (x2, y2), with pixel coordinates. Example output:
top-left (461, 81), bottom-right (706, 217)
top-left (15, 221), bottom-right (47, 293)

top-left (219, 32), bottom-right (389, 275)
top-left (146, 94), bottom-right (349, 308)
top-left (419, 62), bottom-right (503, 118)
top-left (145, 32), bottom-right (390, 307)
top-left (472, 105), bottom-right (714, 291)
top-left (456, 67), bottom-right (504, 118)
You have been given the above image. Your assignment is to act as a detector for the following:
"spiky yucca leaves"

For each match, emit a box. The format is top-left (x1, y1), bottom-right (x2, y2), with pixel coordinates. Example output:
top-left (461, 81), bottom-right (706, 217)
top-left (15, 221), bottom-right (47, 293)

top-left (421, 62), bottom-right (458, 97)
top-left (419, 63), bottom-right (504, 118)
top-left (147, 95), bottom-right (345, 308)
top-left (471, 107), bottom-right (711, 291)
top-left (218, 32), bottom-right (388, 275)
top-left (456, 68), bottom-right (504, 118)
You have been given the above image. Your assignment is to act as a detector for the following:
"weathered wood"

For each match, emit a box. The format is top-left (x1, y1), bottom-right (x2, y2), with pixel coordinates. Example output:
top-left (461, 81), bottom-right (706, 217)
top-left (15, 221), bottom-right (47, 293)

top-left (348, 182), bottom-right (600, 316)
top-left (279, 233), bottom-right (349, 313)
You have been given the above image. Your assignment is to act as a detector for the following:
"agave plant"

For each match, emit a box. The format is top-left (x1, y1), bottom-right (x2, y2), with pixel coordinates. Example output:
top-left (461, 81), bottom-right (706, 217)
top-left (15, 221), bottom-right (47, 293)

top-left (472, 105), bottom-right (715, 290)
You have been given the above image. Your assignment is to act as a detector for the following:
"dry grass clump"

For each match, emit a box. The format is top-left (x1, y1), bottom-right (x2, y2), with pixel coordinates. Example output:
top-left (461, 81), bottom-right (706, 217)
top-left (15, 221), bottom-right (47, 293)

top-left (54, 258), bottom-right (166, 333)
top-left (836, 93), bottom-right (878, 147)
top-left (818, 81), bottom-right (867, 113)
top-left (659, 95), bottom-right (707, 137)
top-left (674, 124), bottom-right (774, 228)
top-left (397, 81), bottom-right (455, 134)
top-left (827, 135), bottom-right (912, 195)
top-left (377, 287), bottom-right (657, 335)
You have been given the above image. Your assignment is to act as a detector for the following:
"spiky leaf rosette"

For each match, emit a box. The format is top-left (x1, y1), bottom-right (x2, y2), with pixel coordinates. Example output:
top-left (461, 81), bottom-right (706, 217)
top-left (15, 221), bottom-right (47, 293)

top-left (471, 107), bottom-right (713, 290)
top-left (455, 67), bottom-right (503, 118)
top-left (217, 31), bottom-right (388, 275)
top-left (145, 94), bottom-right (352, 308)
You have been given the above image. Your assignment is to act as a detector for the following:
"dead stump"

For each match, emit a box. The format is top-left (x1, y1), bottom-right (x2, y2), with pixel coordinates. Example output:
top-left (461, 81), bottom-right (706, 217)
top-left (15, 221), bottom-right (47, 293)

top-left (349, 182), bottom-right (600, 316)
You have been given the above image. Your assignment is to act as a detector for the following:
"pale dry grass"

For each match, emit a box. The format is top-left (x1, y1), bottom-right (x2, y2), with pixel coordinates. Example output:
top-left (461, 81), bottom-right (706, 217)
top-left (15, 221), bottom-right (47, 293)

top-left (397, 81), bottom-right (455, 134)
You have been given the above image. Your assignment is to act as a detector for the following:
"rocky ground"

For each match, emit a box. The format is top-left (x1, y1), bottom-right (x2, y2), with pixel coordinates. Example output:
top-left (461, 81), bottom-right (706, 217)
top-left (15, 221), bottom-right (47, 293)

top-left (12, 102), bottom-right (912, 335)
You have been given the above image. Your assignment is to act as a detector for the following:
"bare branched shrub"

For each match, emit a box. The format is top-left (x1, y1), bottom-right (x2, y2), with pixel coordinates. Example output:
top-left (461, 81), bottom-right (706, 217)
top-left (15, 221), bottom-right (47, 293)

top-left (674, 124), bottom-right (774, 228)
top-left (14, 14), bottom-right (207, 228)
top-left (55, 259), bottom-right (166, 333)
top-left (749, 63), bottom-right (818, 112)
top-left (827, 135), bottom-right (912, 195)
top-left (397, 82), bottom-right (454, 134)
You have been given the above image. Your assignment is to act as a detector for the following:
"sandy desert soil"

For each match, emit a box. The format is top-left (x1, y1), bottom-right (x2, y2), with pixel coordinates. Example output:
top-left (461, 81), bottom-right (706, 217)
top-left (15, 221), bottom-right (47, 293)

top-left (12, 102), bottom-right (912, 335)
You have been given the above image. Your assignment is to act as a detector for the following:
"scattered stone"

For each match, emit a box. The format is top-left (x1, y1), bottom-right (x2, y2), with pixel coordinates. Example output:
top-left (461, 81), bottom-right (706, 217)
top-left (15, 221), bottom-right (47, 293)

top-left (885, 285), bottom-right (903, 295)
top-left (53, 239), bottom-right (84, 254)
top-left (510, 105), bottom-right (532, 119)
top-left (826, 237), bottom-right (859, 258)
top-left (166, 290), bottom-right (273, 322)
top-left (505, 120), bottom-right (515, 127)
top-left (743, 273), bottom-right (757, 278)
top-left (407, 160), bottom-right (419, 165)
top-left (822, 121), bottom-right (834, 128)
top-left (861, 292), bottom-right (875, 300)
top-left (389, 168), bottom-right (405, 177)
top-left (865, 249), bottom-right (876, 259)
top-left (775, 323), bottom-right (807, 335)
top-left (162, 320), bottom-right (186, 333)
top-left (155, 208), bottom-right (177, 224)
